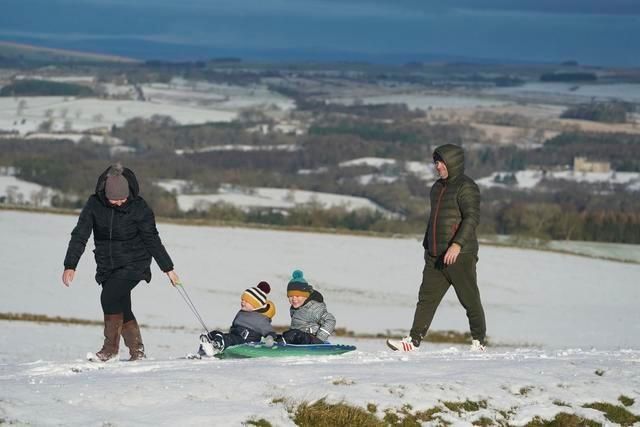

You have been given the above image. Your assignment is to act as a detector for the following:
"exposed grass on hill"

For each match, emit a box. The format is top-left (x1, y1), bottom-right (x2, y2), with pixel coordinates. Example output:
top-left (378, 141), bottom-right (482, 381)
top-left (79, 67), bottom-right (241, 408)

top-left (583, 402), bottom-right (640, 426)
top-left (0, 312), bottom-right (103, 326)
top-left (243, 419), bottom-right (272, 427)
top-left (293, 399), bottom-right (385, 427)
top-left (0, 79), bottom-right (96, 97)
top-left (443, 399), bottom-right (488, 414)
top-left (382, 403), bottom-right (444, 426)
top-left (275, 398), bottom-right (628, 427)
top-left (618, 395), bottom-right (635, 407)
top-left (2, 205), bottom-right (638, 264)
top-left (525, 413), bottom-right (601, 427)
top-left (0, 312), bottom-right (479, 344)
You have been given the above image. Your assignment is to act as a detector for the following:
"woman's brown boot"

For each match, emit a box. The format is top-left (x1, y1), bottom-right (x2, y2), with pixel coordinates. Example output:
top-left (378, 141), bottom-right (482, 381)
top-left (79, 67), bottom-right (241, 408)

top-left (121, 319), bottom-right (145, 361)
top-left (95, 313), bottom-right (123, 362)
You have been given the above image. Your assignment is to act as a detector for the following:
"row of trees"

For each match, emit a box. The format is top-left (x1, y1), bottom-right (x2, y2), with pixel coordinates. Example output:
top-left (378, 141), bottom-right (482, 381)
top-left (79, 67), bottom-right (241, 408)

top-left (488, 202), bottom-right (640, 244)
top-left (0, 79), bottom-right (96, 97)
top-left (561, 102), bottom-right (633, 124)
top-left (2, 110), bottom-right (639, 243)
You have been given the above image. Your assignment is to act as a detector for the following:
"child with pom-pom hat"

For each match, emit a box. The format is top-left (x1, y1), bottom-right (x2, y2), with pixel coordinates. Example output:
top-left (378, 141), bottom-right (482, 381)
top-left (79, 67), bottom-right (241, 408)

top-left (278, 270), bottom-right (336, 345)
top-left (196, 281), bottom-right (277, 357)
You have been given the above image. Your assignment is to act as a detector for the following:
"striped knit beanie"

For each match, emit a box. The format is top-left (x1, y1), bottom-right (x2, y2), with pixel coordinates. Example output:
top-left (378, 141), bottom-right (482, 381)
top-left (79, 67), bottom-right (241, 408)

top-left (287, 270), bottom-right (313, 298)
top-left (242, 281), bottom-right (271, 310)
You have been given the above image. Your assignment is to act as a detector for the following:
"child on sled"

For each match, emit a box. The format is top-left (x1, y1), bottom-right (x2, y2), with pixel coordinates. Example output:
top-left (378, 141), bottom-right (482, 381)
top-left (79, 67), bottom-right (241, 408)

top-left (277, 270), bottom-right (336, 345)
top-left (196, 281), bottom-right (276, 357)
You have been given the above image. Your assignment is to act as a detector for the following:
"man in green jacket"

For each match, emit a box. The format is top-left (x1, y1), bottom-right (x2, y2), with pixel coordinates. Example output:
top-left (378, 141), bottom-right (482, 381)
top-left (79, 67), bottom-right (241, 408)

top-left (387, 144), bottom-right (487, 352)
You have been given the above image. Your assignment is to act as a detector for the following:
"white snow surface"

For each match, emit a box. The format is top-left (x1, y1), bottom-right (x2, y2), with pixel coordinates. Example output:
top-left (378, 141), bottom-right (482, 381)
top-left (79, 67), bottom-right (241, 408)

top-left (1, 210), bottom-right (639, 426)
top-left (339, 157), bottom-right (436, 181)
top-left (141, 78), bottom-right (295, 112)
top-left (0, 96), bottom-right (236, 134)
top-left (175, 144), bottom-right (299, 155)
top-left (486, 82), bottom-right (640, 104)
top-left (174, 186), bottom-right (397, 217)
top-left (0, 176), bottom-right (57, 206)
top-left (0, 132), bottom-right (123, 145)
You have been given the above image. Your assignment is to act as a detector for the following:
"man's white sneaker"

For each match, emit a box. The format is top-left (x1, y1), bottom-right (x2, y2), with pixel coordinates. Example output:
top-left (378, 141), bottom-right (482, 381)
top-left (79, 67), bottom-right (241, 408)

top-left (470, 339), bottom-right (486, 352)
top-left (386, 336), bottom-right (418, 352)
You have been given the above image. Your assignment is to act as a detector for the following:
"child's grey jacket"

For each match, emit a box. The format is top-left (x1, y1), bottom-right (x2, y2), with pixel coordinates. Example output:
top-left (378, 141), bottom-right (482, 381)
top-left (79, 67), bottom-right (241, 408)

top-left (289, 291), bottom-right (336, 341)
top-left (230, 310), bottom-right (275, 341)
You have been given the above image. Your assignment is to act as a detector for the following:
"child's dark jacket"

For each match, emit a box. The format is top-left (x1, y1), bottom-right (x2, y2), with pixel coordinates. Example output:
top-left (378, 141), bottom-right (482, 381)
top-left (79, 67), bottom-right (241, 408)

top-left (229, 310), bottom-right (275, 342)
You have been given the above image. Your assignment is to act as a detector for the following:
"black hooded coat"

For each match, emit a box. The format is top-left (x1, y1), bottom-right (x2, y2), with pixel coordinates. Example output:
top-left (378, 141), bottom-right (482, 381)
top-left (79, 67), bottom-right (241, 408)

top-left (63, 166), bottom-right (174, 284)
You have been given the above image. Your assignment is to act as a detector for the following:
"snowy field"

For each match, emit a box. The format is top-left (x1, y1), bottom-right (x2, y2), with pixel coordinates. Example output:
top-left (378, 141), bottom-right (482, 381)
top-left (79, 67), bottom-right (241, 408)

top-left (0, 77), bottom-right (293, 135)
top-left (477, 169), bottom-right (640, 191)
top-left (485, 82), bottom-right (640, 104)
top-left (0, 96), bottom-right (236, 134)
top-left (0, 175), bottom-right (57, 206)
top-left (339, 157), bottom-right (436, 182)
top-left (141, 79), bottom-right (295, 112)
top-left (154, 182), bottom-right (397, 217)
top-left (548, 240), bottom-right (640, 264)
top-left (329, 93), bottom-right (511, 111)
top-left (1, 210), bottom-right (639, 425)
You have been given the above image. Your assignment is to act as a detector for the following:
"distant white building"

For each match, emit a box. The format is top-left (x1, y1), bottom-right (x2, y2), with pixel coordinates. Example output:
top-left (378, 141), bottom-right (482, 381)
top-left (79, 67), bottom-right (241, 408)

top-left (574, 156), bottom-right (610, 173)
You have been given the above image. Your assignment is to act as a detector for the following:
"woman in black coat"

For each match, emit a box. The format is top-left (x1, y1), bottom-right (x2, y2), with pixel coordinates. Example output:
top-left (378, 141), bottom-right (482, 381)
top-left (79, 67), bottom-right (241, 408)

top-left (62, 164), bottom-right (180, 361)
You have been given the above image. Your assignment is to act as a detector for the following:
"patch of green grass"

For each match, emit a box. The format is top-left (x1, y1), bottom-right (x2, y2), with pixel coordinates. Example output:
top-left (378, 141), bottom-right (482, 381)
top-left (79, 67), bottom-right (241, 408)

top-left (525, 412), bottom-right (601, 427)
top-left (519, 386), bottom-right (534, 396)
top-left (382, 410), bottom-right (401, 425)
top-left (497, 410), bottom-right (508, 420)
top-left (0, 312), bottom-right (103, 326)
top-left (618, 395), bottom-right (635, 407)
top-left (473, 416), bottom-right (495, 426)
top-left (583, 402), bottom-right (640, 426)
top-left (281, 398), bottom-right (634, 427)
top-left (331, 377), bottom-right (355, 386)
top-left (243, 419), bottom-right (272, 427)
top-left (413, 407), bottom-right (444, 423)
top-left (552, 400), bottom-right (571, 407)
top-left (293, 399), bottom-right (385, 427)
top-left (0, 312), bottom-right (192, 332)
top-left (383, 405), bottom-right (445, 426)
top-left (335, 328), bottom-right (488, 344)
top-left (443, 399), bottom-right (487, 413)
top-left (270, 397), bottom-right (287, 405)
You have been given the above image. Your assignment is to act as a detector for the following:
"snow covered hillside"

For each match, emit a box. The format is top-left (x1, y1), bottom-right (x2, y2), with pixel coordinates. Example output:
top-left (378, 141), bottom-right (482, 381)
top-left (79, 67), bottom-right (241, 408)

top-left (0, 175), bottom-right (57, 206)
top-left (154, 180), bottom-right (397, 217)
top-left (0, 96), bottom-right (237, 134)
top-left (1, 210), bottom-right (639, 426)
top-left (477, 169), bottom-right (640, 191)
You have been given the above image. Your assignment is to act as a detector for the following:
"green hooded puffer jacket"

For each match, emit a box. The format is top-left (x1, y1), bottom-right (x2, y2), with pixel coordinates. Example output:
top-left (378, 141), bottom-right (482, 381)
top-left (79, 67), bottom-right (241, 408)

top-left (422, 144), bottom-right (480, 257)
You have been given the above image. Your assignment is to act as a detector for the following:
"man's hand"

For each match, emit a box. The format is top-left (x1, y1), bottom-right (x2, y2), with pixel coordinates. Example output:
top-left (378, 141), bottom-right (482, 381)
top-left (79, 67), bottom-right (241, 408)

top-left (443, 243), bottom-right (461, 265)
top-left (166, 270), bottom-right (180, 286)
top-left (62, 269), bottom-right (75, 287)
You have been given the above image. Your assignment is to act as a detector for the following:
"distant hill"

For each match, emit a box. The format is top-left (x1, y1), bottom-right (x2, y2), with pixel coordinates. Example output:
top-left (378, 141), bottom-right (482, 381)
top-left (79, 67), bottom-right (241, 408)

top-left (0, 41), bottom-right (140, 64)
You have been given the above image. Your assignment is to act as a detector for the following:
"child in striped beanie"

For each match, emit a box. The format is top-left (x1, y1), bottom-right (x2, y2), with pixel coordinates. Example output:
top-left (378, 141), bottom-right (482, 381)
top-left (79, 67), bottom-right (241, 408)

top-left (196, 281), bottom-right (277, 357)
